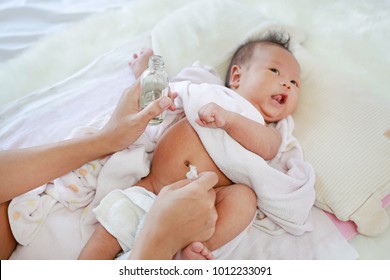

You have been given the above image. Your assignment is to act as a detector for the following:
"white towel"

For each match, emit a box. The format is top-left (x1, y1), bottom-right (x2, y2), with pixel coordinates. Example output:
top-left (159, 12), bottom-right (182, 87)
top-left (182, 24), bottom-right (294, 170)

top-left (171, 81), bottom-right (316, 235)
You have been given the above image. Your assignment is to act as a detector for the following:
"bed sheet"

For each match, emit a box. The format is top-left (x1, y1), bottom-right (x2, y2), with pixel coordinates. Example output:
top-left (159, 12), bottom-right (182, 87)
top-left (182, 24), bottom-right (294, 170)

top-left (1, 0), bottom-right (389, 260)
top-left (0, 0), bottom-right (133, 64)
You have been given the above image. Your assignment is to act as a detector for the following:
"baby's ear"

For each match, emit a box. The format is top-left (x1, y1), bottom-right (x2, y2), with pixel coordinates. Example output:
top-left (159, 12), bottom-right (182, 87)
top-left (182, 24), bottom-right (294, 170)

top-left (229, 65), bottom-right (241, 89)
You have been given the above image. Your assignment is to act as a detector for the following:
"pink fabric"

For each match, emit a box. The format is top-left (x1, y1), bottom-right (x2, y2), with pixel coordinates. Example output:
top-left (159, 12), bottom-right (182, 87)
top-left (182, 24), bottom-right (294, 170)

top-left (327, 194), bottom-right (390, 240)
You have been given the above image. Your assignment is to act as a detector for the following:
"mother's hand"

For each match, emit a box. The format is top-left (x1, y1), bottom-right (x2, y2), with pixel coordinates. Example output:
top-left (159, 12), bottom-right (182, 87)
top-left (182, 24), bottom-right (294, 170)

top-left (130, 172), bottom-right (218, 259)
top-left (99, 80), bottom-right (176, 153)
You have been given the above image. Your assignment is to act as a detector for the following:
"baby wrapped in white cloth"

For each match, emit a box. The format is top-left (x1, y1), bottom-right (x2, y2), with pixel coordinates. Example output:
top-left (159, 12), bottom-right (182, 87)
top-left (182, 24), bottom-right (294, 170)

top-left (93, 63), bottom-right (316, 258)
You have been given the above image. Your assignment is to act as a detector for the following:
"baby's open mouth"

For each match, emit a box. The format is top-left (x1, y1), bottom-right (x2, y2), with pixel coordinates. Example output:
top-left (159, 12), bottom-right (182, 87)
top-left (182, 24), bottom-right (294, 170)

top-left (272, 94), bottom-right (288, 104)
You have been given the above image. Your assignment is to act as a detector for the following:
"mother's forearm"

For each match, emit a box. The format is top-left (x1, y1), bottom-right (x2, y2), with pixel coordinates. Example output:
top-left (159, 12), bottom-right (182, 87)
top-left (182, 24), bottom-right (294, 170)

top-left (0, 133), bottom-right (112, 204)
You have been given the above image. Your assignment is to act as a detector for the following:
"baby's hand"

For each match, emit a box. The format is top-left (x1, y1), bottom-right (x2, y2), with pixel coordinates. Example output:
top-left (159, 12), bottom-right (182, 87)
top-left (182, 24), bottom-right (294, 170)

top-left (196, 102), bottom-right (229, 129)
top-left (167, 88), bottom-right (178, 111)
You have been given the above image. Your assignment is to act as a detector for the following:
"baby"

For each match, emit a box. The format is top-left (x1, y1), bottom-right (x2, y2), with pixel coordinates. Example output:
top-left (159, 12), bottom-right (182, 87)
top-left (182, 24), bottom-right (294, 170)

top-left (79, 32), bottom-right (301, 260)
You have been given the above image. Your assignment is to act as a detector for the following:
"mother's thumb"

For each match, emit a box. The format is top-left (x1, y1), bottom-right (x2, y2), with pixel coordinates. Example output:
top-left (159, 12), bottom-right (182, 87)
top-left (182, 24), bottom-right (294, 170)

top-left (138, 96), bottom-right (172, 122)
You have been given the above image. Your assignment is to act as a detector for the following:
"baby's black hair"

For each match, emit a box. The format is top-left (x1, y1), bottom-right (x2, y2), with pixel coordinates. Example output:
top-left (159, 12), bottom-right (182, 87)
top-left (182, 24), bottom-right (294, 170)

top-left (225, 31), bottom-right (292, 87)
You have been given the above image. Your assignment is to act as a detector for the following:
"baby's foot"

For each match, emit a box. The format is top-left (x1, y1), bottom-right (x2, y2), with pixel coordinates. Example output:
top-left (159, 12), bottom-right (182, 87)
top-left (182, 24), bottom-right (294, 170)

top-left (174, 242), bottom-right (214, 260)
top-left (128, 48), bottom-right (154, 78)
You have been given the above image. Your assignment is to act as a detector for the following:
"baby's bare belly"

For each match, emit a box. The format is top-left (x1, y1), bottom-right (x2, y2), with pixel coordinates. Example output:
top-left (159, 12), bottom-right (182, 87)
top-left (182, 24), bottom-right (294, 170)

top-left (138, 118), bottom-right (231, 194)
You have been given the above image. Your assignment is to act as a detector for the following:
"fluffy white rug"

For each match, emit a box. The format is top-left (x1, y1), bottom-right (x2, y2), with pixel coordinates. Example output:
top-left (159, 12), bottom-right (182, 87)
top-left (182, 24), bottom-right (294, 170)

top-left (0, 0), bottom-right (389, 105)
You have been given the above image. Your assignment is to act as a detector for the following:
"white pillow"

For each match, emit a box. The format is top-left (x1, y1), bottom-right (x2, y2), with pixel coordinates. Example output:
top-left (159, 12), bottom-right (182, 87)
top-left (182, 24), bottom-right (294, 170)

top-left (293, 60), bottom-right (390, 236)
top-left (150, 0), bottom-right (390, 236)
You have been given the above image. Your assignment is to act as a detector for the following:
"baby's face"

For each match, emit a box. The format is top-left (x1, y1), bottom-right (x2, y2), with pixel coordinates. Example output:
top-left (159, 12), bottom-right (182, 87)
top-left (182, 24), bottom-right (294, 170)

top-left (230, 43), bottom-right (300, 123)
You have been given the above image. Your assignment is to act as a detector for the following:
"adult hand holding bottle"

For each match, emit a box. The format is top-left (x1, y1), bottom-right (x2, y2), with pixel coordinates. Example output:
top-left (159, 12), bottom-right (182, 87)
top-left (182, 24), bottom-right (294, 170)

top-left (0, 78), bottom-right (177, 259)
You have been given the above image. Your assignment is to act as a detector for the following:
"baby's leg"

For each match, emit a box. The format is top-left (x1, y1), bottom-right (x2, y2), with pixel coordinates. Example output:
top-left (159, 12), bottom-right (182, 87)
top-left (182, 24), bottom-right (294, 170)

top-left (78, 223), bottom-right (122, 260)
top-left (78, 175), bottom-right (155, 260)
top-left (205, 184), bottom-right (257, 252)
top-left (175, 184), bottom-right (256, 260)
top-left (128, 48), bottom-right (153, 78)
top-left (0, 201), bottom-right (16, 259)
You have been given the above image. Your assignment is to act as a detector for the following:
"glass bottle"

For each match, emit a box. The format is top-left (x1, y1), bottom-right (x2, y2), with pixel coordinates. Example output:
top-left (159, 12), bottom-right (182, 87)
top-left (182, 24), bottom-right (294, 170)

top-left (139, 55), bottom-right (169, 125)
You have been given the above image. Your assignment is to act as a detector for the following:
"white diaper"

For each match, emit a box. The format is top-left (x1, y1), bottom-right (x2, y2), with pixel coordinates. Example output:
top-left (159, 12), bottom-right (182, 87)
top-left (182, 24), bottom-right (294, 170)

top-left (93, 186), bottom-right (156, 253)
top-left (94, 164), bottom-right (198, 257)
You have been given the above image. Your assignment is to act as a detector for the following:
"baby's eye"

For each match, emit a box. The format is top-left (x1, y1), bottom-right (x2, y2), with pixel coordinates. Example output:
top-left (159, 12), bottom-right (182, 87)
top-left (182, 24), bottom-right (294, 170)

top-left (291, 80), bottom-right (299, 88)
top-left (269, 68), bottom-right (279, 75)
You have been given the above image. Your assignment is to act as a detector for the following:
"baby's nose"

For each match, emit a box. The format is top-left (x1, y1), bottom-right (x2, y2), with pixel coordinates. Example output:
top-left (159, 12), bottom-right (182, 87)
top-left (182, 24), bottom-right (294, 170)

top-left (280, 81), bottom-right (291, 90)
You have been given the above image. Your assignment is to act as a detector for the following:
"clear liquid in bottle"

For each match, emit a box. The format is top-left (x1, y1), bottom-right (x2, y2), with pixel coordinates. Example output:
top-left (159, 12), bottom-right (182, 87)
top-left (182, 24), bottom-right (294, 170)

top-left (140, 55), bottom-right (169, 125)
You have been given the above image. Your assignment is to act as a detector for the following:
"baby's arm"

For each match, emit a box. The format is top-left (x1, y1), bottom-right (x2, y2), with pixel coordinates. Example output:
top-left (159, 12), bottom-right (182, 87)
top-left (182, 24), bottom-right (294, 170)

top-left (78, 223), bottom-right (122, 259)
top-left (196, 103), bottom-right (281, 160)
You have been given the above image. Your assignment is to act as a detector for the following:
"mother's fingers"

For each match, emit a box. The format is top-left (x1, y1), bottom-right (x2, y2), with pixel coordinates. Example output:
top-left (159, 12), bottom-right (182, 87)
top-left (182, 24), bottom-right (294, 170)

top-left (165, 171), bottom-right (218, 193)
top-left (187, 171), bottom-right (218, 192)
